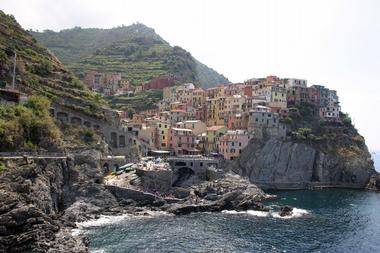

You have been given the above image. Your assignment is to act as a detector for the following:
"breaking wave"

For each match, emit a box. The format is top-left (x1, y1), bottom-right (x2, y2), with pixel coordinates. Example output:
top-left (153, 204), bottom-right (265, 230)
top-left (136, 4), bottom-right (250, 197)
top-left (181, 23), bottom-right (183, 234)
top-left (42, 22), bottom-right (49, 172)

top-left (76, 211), bottom-right (171, 229)
top-left (222, 207), bottom-right (310, 219)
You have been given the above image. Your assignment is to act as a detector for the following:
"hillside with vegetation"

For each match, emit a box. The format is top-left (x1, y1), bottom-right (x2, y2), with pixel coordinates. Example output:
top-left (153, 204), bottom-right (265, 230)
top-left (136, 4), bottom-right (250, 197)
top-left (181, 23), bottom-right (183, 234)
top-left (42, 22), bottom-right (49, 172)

top-left (31, 24), bottom-right (229, 88)
top-left (0, 11), bottom-right (106, 116)
top-left (108, 89), bottom-right (163, 115)
top-left (0, 11), bottom-right (105, 152)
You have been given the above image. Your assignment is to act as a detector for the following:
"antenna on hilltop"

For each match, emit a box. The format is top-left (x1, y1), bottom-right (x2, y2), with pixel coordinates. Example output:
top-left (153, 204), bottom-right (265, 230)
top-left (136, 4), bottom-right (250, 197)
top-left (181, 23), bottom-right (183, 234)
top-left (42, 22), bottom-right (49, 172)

top-left (12, 51), bottom-right (17, 90)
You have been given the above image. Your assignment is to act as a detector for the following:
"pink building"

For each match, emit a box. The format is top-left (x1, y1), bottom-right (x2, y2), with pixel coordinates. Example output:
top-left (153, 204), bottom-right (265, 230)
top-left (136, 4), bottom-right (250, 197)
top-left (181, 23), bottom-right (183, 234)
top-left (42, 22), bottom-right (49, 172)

top-left (195, 105), bottom-right (207, 121)
top-left (217, 130), bottom-right (251, 160)
top-left (168, 127), bottom-right (199, 155)
top-left (226, 113), bottom-right (248, 130)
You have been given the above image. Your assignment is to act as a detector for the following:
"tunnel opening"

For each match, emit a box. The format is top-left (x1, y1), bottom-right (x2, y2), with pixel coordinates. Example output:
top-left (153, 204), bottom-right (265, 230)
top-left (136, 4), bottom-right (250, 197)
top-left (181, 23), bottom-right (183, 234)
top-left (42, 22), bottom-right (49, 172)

top-left (173, 167), bottom-right (195, 187)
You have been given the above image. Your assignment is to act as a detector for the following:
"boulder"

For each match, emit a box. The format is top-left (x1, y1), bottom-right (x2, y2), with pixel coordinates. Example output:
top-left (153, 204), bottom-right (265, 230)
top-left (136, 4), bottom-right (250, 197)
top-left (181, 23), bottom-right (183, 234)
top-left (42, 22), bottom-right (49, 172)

top-left (279, 205), bottom-right (293, 217)
top-left (366, 173), bottom-right (380, 191)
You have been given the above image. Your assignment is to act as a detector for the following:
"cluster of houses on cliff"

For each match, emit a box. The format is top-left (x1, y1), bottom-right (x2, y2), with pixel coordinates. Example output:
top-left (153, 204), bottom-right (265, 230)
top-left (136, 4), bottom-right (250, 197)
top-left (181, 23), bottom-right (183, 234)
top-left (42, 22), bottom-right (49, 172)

top-left (84, 71), bottom-right (177, 96)
top-left (118, 76), bottom-right (341, 160)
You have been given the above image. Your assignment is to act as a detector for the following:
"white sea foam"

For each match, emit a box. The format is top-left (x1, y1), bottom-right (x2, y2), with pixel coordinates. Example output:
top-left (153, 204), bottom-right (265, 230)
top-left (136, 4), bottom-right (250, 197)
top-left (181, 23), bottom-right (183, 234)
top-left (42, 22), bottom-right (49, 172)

top-left (222, 210), bottom-right (269, 217)
top-left (77, 214), bottom-right (132, 228)
top-left (76, 211), bottom-right (171, 229)
top-left (222, 207), bottom-right (310, 219)
top-left (272, 208), bottom-right (310, 219)
top-left (71, 228), bottom-right (82, 236)
top-left (246, 210), bottom-right (271, 217)
top-left (91, 250), bottom-right (106, 253)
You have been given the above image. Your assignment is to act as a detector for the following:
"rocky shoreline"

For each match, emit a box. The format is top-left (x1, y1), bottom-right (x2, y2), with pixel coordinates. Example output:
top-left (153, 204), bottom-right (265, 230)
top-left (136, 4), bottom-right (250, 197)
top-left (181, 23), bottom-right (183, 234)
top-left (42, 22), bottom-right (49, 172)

top-left (0, 150), bottom-right (272, 252)
top-left (0, 148), bottom-right (378, 252)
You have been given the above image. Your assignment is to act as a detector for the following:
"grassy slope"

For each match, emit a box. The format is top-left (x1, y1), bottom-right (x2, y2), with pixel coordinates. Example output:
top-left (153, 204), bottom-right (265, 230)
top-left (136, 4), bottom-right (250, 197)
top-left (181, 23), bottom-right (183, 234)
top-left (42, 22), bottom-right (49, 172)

top-left (31, 24), bottom-right (229, 87)
top-left (108, 89), bottom-right (163, 113)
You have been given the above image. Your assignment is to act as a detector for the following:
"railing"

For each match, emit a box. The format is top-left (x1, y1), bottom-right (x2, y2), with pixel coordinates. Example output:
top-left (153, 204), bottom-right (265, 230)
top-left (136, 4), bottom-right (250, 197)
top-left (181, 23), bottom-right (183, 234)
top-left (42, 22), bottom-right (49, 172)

top-left (0, 152), bottom-right (68, 158)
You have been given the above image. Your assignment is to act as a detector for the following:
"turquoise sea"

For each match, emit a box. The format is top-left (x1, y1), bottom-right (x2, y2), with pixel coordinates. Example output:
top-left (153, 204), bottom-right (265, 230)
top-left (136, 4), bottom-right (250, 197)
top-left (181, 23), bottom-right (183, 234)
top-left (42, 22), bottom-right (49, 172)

top-left (84, 189), bottom-right (380, 253)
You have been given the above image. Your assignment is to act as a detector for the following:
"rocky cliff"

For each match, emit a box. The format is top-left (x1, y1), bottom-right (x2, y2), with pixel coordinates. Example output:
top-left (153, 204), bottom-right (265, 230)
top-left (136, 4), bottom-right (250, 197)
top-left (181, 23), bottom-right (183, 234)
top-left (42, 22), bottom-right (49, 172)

top-left (238, 138), bottom-right (375, 190)
top-left (237, 116), bottom-right (377, 190)
top-left (0, 150), bottom-right (120, 252)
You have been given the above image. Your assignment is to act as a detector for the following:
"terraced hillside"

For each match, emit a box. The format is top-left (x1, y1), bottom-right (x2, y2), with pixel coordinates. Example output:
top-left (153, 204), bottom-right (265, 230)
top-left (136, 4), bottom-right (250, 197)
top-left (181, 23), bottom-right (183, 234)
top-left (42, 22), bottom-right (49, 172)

top-left (0, 11), bottom-right (106, 117)
top-left (31, 24), bottom-right (229, 88)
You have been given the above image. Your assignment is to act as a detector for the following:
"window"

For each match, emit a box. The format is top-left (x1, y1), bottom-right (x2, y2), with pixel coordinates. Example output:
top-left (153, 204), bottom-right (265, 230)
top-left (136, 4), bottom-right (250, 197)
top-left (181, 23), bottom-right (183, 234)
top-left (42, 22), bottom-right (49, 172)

top-left (175, 161), bottom-right (186, 166)
top-left (200, 162), bottom-right (203, 167)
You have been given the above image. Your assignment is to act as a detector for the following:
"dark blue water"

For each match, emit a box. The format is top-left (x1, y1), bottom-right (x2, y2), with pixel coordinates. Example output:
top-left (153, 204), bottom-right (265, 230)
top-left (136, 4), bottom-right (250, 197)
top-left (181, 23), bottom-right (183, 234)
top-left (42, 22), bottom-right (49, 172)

top-left (85, 190), bottom-right (380, 253)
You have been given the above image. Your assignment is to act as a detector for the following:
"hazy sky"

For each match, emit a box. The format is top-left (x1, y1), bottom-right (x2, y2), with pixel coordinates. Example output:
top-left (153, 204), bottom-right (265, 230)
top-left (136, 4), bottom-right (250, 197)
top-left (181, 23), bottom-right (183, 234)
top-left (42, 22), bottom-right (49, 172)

top-left (1, 0), bottom-right (379, 151)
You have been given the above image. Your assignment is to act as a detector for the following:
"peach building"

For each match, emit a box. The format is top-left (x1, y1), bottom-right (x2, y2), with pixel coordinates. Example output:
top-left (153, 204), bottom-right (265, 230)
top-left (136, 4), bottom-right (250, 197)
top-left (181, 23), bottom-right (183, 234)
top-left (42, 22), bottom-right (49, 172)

top-left (175, 120), bottom-right (207, 135)
top-left (168, 127), bottom-right (199, 155)
top-left (217, 130), bottom-right (251, 160)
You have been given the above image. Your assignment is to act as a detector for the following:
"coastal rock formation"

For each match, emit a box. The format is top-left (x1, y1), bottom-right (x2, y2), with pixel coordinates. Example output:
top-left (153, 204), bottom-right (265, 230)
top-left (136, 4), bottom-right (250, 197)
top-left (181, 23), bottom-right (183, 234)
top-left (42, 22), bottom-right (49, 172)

top-left (167, 174), bottom-right (269, 215)
top-left (279, 206), bottom-right (293, 217)
top-left (238, 137), bottom-right (376, 190)
top-left (0, 150), bottom-right (118, 252)
top-left (366, 174), bottom-right (380, 192)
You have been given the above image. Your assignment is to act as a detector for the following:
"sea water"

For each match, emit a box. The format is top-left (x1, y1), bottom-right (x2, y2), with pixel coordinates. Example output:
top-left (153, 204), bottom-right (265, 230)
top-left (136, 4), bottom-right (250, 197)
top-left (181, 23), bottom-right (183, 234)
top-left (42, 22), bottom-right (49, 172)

top-left (82, 189), bottom-right (380, 253)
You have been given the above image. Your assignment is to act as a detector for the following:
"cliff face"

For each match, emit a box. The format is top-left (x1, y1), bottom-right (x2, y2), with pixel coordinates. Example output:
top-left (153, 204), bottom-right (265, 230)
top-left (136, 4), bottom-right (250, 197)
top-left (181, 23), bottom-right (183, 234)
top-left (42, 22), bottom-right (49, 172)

top-left (0, 150), bottom-right (118, 252)
top-left (237, 104), bottom-right (376, 190)
top-left (238, 133), bottom-right (376, 190)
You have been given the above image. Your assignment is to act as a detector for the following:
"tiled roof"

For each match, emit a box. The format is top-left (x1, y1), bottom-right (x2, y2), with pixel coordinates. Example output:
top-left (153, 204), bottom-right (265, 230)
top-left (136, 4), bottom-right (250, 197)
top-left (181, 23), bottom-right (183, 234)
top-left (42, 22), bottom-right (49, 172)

top-left (207, 125), bottom-right (225, 131)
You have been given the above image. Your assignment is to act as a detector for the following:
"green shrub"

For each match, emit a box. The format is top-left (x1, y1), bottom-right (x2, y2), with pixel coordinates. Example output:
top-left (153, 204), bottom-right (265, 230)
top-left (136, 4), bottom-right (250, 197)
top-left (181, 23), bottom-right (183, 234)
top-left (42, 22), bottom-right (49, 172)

top-left (0, 95), bottom-right (61, 151)
top-left (341, 112), bottom-right (352, 126)
top-left (32, 59), bottom-right (53, 76)
top-left (281, 117), bottom-right (293, 125)
top-left (80, 129), bottom-right (96, 144)
top-left (292, 127), bottom-right (313, 140)
top-left (0, 49), bottom-right (7, 64)
top-left (0, 161), bottom-right (5, 174)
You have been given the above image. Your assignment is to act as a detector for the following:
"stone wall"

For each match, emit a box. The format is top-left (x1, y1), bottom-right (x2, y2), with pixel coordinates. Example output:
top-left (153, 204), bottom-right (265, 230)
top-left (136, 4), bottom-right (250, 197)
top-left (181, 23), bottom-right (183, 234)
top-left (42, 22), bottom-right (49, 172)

top-left (105, 185), bottom-right (160, 203)
top-left (135, 169), bottom-right (173, 192)
top-left (50, 103), bottom-right (131, 155)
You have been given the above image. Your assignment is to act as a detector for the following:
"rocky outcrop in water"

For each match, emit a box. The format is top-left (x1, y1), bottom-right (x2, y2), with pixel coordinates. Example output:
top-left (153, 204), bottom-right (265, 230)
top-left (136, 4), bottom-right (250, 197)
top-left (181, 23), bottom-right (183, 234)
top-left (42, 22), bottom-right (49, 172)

top-left (366, 174), bottom-right (380, 192)
top-left (237, 137), bottom-right (376, 190)
top-left (167, 174), bottom-right (269, 215)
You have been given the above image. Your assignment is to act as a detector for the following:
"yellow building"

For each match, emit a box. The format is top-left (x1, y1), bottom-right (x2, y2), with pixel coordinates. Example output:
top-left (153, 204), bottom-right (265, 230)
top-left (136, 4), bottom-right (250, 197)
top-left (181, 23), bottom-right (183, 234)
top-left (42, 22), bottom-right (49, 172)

top-left (176, 120), bottom-right (207, 135)
top-left (269, 85), bottom-right (287, 111)
top-left (224, 95), bottom-right (246, 117)
top-left (192, 88), bottom-right (206, 107)
top-left (163, 86), bottom-right (177, 102)
top-left (206, 125), bottom-right (227, 153)
top-left (155, 120), bottom-right (170, 149)
top-left (206, 97), bottom-right (225, 126)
